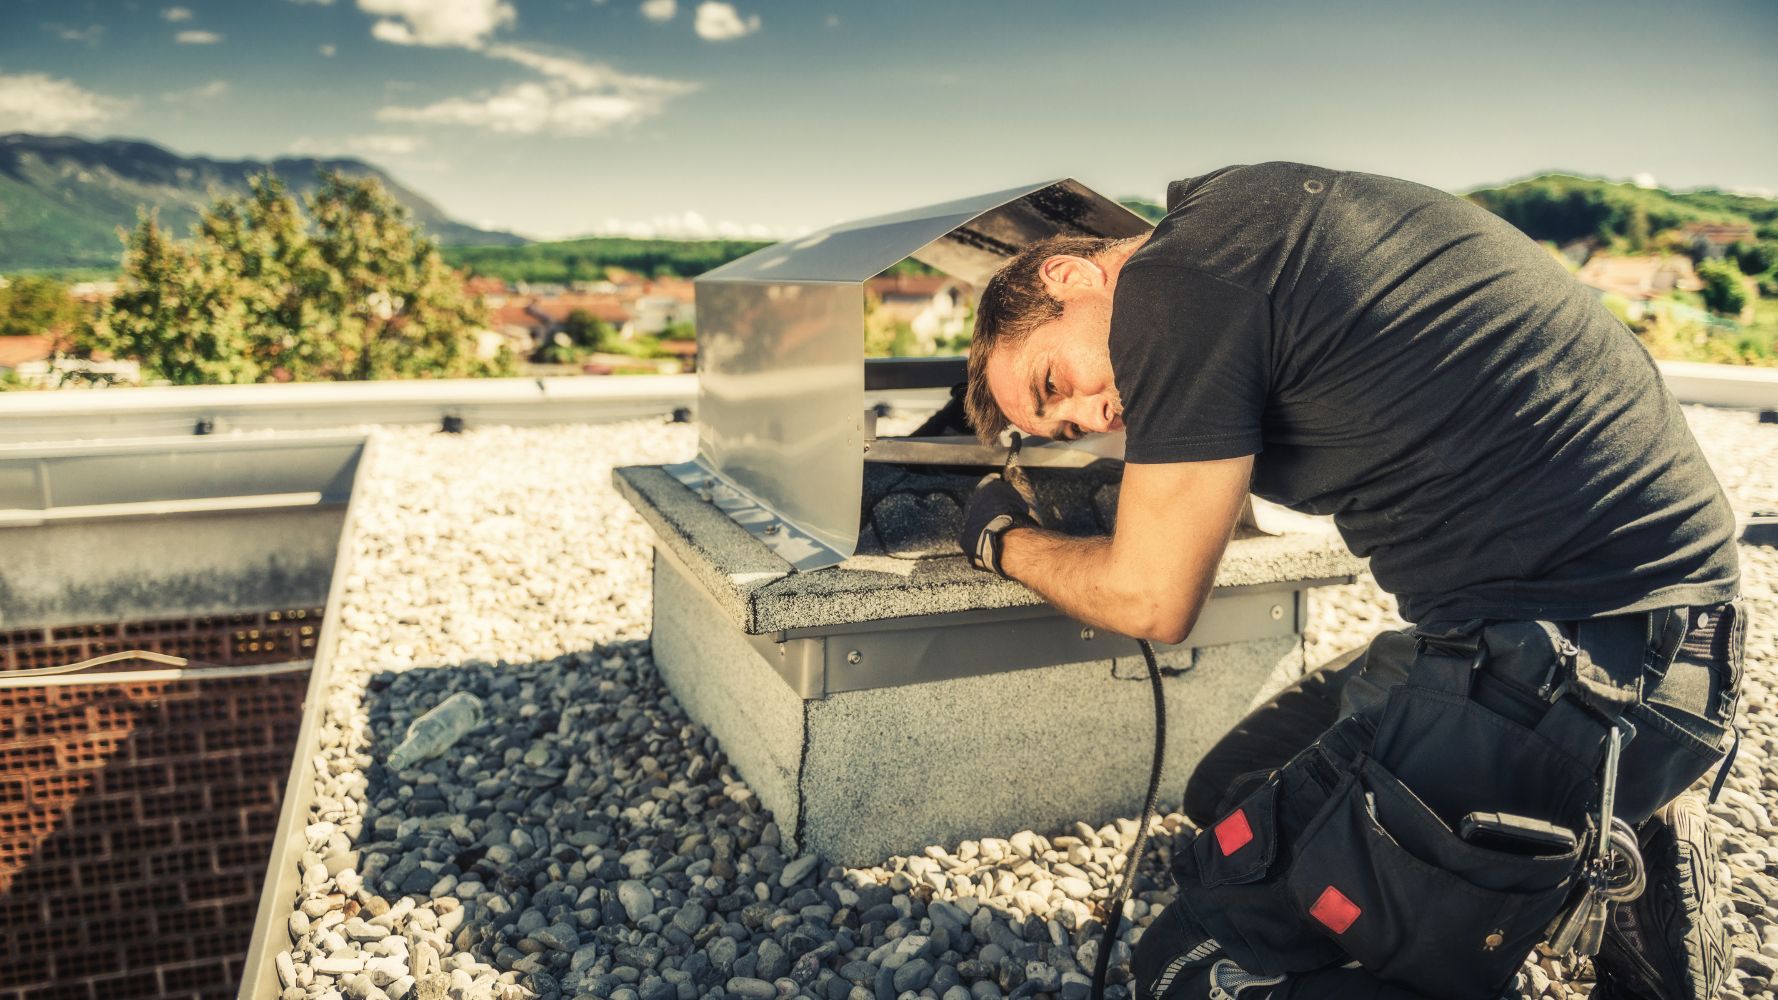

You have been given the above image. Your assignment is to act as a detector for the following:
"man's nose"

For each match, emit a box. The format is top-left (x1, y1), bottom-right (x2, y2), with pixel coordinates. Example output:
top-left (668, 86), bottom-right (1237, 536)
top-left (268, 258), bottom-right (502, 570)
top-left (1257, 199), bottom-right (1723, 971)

top-left (1065, 395), bottom-right (1117, 434)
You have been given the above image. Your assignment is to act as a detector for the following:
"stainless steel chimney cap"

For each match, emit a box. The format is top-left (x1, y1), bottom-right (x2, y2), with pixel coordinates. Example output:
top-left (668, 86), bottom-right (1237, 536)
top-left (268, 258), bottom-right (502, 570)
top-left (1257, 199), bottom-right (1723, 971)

top-left (678, 179), bottom-right (1151, 572)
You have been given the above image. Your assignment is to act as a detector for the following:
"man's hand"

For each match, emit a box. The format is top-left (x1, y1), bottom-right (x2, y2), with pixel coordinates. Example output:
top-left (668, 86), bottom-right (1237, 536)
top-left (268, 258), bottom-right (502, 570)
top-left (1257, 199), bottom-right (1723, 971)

top-left (959, 473), bottom-right (1040, 577)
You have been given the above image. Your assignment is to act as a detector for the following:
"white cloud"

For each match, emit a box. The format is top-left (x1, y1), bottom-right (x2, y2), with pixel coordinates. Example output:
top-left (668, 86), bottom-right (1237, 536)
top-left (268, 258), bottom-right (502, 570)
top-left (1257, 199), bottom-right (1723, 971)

top-left (1632, 172), bottom-right (1659, 191)
top-left (694, 1), bottom-right (758, 40)
top-left (379, 82), bottom-right (648, 136)
top-left (639, 0), bottom-right (676, 22)
top-left (161, 6), bottom-right (194, 21)
top-left (176, 30), bottom-right (224, 44)
top-left (47, 23), bottom-right (105, 45)
top-left (379, 44), bottom-right (697, 138)
top-left (592, 210), bottom-right (781, 240)
top-left (162, 79), bottom-right (230, 103)
top-left (358, 0), bottom-right (515, 49)
top-left (0, 72), bottom-right (131, 132)
top-left (485, 44), bottom-right (695, 96)
top-left (319, 43), bottom-right (338, 56)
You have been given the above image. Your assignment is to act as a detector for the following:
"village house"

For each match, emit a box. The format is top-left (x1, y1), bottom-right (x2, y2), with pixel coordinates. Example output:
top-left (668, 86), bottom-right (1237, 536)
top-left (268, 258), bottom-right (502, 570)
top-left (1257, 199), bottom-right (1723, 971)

top-left (1576, 254), bottom-right (1704, 309)
top-left (864, 274), bottom-right (974, 353)
top-left (0, 334), bottom-right (141, 387)
top-left (1680, 221), bottom-right (1756, 259)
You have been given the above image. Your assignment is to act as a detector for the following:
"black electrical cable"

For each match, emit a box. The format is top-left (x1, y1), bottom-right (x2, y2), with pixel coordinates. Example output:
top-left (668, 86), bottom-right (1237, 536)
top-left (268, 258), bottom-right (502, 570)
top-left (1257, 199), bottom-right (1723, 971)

top-left (1090, 637), bottom-right (1166, 1000)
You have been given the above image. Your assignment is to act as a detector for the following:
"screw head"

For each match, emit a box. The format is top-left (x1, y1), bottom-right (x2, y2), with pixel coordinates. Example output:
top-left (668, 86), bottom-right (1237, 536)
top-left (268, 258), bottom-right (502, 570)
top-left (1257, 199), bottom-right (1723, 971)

top-left (1080, 627), bottom-right (1095, 641)
top-left (764, 523), bottom-right (781, 535)
top-left (846, 650), bottom-right (862, 664)
top-left (1270, 605), bottom-right (1284, 620)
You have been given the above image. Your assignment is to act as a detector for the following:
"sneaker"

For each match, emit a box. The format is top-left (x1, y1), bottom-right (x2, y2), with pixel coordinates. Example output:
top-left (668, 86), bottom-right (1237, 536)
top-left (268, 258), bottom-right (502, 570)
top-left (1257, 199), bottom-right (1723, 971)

top-left (1132, 900), bottom-right (1226, 999)
top-left (1592, 794), bottom-right (1729, 1000)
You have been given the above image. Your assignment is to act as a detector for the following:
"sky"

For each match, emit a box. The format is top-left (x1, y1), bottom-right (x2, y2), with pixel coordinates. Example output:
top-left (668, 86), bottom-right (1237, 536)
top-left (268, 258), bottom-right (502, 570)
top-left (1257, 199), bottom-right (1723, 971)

top-left (2, 0), bottom-right (1775, 242)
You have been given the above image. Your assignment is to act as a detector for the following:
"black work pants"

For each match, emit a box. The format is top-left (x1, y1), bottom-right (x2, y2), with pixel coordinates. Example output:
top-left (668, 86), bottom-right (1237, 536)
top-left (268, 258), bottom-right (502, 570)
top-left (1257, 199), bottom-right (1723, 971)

top-left (1186, 604), bottom-right (1743, 831)
top-left (1143, 603), bottom-right (1744, 1000)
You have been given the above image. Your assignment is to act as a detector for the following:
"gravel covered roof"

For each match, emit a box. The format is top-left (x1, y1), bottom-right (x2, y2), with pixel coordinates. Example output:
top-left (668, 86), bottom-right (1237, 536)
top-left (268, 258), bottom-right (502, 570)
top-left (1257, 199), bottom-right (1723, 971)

top-left (278, 408), bottom-right (1778, 1000)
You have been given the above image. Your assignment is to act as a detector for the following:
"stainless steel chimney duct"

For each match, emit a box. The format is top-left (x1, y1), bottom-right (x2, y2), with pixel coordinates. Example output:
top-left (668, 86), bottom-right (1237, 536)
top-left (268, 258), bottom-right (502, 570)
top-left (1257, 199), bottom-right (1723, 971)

top-left (677, 179), bottom-right (1151, 570)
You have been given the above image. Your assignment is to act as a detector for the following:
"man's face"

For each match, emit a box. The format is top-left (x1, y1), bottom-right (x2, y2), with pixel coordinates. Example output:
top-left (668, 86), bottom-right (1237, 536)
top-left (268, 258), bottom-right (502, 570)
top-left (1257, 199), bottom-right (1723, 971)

top-left (983, 262), bottom-right (1126, 442)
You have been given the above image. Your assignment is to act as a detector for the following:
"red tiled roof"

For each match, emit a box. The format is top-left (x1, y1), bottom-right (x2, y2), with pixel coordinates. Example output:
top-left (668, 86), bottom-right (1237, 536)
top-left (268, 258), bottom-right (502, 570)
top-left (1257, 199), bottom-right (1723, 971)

top-left (0, 335), bottom-right (54, 368)
top-left (491, 303), bottom-right (544, 329)
top-left (464, 276), bottom-right (511, 296)
top-left (1680, 221), bottom-right (1756, 245)
top-left (527, 296), bottom-right (631, 326)
top-left (866, 274), bottom-right (968, 298)
top-left (642, 276), bottom-right (696, 303)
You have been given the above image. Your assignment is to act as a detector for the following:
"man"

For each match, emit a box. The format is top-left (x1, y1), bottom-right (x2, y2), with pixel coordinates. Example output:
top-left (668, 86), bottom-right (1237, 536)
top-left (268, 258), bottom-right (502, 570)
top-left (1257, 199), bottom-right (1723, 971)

top-left (956, 163), bottom-right (1742, 1000)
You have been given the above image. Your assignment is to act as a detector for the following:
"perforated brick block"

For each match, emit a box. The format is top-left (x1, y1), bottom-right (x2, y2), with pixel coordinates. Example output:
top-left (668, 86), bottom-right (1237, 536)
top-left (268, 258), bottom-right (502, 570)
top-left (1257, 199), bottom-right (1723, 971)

top-left (0, 608), bottom-right (318, 1000)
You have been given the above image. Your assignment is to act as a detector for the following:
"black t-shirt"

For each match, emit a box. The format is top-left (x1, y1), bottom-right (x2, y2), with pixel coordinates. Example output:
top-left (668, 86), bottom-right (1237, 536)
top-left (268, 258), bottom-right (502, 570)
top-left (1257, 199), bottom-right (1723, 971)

top-left (1110, 162), bottom-right (1739, 624)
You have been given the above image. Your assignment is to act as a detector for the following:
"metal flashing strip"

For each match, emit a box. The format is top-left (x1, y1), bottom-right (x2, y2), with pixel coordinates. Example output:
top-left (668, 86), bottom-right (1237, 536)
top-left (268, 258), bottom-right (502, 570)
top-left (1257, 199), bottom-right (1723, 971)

top-left (0, 376), bottom-right (697, 444)
top-left (0, 491), bottom-right (331, 528)
top-left (653, 546), bottom-right (1339, 699)
top-left (664, 458), bottom-right (847, 572)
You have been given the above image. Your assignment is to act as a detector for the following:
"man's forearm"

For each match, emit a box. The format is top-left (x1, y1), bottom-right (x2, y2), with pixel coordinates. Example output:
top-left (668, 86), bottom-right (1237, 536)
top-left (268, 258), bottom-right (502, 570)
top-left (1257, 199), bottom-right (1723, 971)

top-left (998, 527), bottom-right (1191, 641)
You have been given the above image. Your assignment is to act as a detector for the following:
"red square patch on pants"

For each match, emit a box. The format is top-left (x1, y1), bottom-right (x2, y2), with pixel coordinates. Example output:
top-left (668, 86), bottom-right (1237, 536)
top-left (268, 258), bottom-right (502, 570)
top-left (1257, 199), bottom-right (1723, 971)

top-left (1309, 885), bottom-right (1362, 934)
top-left (1213, 809), bottom-right (1254, 856)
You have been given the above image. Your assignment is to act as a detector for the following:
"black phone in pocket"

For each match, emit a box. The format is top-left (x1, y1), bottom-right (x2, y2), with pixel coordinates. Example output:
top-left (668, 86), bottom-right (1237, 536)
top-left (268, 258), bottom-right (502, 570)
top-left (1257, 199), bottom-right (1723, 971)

top-left (1459, 811), bottom-right (1577, 856)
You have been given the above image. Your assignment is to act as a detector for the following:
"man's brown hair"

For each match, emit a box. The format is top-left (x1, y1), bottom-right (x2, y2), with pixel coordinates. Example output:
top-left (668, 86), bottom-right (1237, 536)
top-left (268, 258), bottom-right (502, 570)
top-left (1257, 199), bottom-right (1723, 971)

top-left (965, 234), bottom-right (1135, 444)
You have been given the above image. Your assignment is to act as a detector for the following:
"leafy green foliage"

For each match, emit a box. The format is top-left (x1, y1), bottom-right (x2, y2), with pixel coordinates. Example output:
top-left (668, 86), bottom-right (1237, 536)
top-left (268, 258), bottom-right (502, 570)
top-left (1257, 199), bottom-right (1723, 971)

top-left (445, 237), bottom-right (769, 283)
top-left (560, 308), bottom-right (614, 350)
top-left (1733, 241), bottom-right (1777, 277)
top-left (1467, 174), bottom-right (1778, 246)
top-left (1119, 197), bottom-right (1167, 223)
top-left (1697, 258), bottom-right (1750, 316)
top-left (0, 275), bottom-right (84, 337)
top-left (87, 171), bottom-right (509, 384)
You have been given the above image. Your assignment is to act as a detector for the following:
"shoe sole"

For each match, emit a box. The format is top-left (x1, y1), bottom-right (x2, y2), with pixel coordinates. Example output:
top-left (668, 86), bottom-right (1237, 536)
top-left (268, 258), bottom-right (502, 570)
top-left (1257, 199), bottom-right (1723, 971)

top-left (1599, 795), bottom-right (1726, 1000)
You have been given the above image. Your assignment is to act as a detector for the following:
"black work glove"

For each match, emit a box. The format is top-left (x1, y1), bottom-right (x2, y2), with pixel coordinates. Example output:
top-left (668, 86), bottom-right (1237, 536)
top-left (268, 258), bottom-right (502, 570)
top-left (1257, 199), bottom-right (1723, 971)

top-left (958, 473), bottom-right (1040, 578)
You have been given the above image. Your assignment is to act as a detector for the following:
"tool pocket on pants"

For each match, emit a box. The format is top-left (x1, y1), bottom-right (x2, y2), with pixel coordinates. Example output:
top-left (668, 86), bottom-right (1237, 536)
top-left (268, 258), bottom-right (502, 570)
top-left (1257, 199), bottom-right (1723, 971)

top-left (1284, 756), bottom-right (1580, 999)
top-left (1372, 683), bottom-right (1599, 831)
top-left (1175, 774), bottom-right (1346, 973)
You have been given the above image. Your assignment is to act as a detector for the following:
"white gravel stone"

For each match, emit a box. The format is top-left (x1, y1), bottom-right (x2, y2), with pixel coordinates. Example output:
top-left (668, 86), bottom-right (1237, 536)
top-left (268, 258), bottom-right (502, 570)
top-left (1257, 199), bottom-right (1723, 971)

top-left (277, 411), bottom-right (1778, 1000)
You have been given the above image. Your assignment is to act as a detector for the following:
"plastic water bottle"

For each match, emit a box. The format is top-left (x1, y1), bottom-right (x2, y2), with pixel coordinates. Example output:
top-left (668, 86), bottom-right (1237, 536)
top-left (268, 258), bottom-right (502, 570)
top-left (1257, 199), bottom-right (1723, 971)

top-left (386, 691), bottom-right (484, 770)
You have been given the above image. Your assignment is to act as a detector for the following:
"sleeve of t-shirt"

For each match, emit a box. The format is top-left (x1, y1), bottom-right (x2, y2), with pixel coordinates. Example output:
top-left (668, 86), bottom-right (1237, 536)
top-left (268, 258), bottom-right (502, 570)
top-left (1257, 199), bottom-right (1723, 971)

top-left (1109, 263), bottom-right (1271, 464)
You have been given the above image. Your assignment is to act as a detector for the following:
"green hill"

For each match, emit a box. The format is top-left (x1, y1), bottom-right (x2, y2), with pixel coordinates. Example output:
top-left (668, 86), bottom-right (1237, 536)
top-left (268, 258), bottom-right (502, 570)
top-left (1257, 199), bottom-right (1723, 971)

top-left (1465, 173), bottom-right (1778, 246)
top-left (0, 133), bottom-right (524, 273)
top-left (443, 235), bottom-right (771, 283)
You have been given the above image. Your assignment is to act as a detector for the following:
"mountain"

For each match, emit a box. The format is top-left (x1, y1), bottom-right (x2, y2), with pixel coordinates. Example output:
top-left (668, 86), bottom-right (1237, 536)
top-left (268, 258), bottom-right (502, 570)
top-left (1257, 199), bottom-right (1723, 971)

top-left (0, 133), bottom-right (525, 272)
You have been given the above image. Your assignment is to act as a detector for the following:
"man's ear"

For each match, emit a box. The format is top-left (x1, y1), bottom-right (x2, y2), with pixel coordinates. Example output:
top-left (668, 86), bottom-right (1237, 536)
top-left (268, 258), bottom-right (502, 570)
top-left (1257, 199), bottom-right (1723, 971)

top-left (1037, 254), bottom-right (1105, 298)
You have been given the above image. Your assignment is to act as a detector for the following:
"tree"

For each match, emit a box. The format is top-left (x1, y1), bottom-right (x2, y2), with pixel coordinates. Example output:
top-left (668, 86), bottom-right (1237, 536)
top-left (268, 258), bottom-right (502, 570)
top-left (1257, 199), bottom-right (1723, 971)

top-left (1732, 240), bottom-right (1777, 276)
top-left (307, 171), bottom-right (504, 380)
top-left (1697, 258), bottom-right (1750, 317)
top-left (1625, 204), bottom-right (1650, 252)
top-left (0, 276), bottom-right (83, 338)
top-left (89, 170), bottom-right (509, 384)
top-left (88, 209), bottom-right (265, 384)
top-left (560, 308), bottom-right (612, 351)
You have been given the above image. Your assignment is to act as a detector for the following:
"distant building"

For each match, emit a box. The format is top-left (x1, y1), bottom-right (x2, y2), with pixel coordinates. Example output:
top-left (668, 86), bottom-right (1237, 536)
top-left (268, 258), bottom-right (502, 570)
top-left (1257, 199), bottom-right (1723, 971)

top-left (463, 275), bottom-right (511, 300)
top-left (0, 336), bottom-right (140, 387)
top-left (865, 274), bottom-right (974, 352)
top-left (654, 338), bottom-right (698, 371)
top-left (0, 335), bottom-right (55, 376)
top-left (1575, 254), bottom-right (1704, 303)
top-left (1680, 221), bottom-right (1756, 259)
top-left (630, 276), bottom-right (696, 335)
